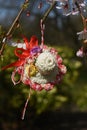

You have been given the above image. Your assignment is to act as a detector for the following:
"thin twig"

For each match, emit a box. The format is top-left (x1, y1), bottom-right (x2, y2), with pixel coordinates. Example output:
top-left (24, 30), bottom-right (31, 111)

top-left (0, 0), bottom-right (56, 56)
top-left (42, 1), bottom-right (56, 23)
top-left (0, 0), bottom-right (29, 56)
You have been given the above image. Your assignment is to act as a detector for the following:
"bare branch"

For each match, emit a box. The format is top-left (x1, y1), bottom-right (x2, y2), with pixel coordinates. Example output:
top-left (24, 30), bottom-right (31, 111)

top-left (0, 0), bottom-right (29, 56)
top-left (42, 1), bottom-right (56, 24)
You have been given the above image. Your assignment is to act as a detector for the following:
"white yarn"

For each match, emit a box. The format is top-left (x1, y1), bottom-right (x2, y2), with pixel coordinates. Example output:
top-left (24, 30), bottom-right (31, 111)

top-left (35, 51), bottom-right (57, 74)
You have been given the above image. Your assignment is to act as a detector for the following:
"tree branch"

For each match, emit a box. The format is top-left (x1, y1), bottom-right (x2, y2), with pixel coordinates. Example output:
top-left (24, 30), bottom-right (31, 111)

top-left (75, 1), bottom-right (86, 29)
top-left (0, 0), bottom-right (29, 56)
top-left (42, 1), bottom-right (56, 23)
top-left (0, 0), bottom-right (56, 56)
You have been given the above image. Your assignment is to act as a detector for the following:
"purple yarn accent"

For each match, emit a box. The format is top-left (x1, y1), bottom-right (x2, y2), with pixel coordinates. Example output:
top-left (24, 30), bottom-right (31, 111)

top-left (30, 46), bottom-right (42, 55)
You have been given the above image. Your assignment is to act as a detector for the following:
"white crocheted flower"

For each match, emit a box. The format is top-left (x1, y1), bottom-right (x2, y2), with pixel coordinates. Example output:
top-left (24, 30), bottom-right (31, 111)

top-left (31, 72), bottom-right (48, 84)
top-left (35, 51), bottom-right (57, 75)
top-left (31, 66), bottom-right (58, 85)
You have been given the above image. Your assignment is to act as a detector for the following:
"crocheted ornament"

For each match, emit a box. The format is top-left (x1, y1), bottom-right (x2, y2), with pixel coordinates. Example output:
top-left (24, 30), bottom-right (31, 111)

top-left (2, 35), bottom-right (67, 91)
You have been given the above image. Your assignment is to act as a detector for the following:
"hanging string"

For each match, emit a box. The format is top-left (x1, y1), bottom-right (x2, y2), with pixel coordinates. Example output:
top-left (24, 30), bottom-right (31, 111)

top-left (40, 1), bottom-right (56, 47)
top-left (40, 19), bottom-right (45, 47)
top-left (21, 88), bottom-right (31, 120)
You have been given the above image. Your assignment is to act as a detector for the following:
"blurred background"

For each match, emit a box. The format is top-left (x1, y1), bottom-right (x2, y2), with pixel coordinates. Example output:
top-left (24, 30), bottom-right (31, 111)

top-left (0, 0), bottom-right (87, 129)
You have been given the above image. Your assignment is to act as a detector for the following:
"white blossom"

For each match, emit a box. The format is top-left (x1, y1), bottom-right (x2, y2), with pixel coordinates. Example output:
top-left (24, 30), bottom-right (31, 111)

top-left (77, 30), bottom-right (87, 40)
top-left (76, 49), bottom-right (83, 57)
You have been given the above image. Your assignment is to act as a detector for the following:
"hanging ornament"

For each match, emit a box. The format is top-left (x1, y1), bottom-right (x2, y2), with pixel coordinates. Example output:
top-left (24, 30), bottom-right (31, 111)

top-left (2, 20), bottom-right (67, 91)
top-left (2, 35), bottom-right (67, 91)
top-left (2, 20), bottom-right (67, 119)
top-left (1, 0), bottom-right (67, 117)
top-left (3, 33), bottom-right (66, 119)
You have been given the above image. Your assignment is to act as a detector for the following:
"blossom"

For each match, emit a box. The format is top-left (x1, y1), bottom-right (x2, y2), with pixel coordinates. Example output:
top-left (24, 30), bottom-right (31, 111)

top-left (7, 39), bottom-right (26, 49)
top-left (76, 46), bottom-right (87, 57)
top-left (76, 48), bottom-right (83, 57)
top-left (77, 30), bottom-right (87, 40)
top-left (55, 0), bottom-right (86, 16)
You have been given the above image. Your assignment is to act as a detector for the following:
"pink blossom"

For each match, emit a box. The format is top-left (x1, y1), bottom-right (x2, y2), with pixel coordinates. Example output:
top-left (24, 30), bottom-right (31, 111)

top-left (77, 30), bottom-right (87, 40)
top-left (76, 48), bottom-right (84, 57)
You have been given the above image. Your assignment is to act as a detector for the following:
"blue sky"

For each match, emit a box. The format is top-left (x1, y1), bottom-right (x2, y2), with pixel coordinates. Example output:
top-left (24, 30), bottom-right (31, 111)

top-left (0, 0), bottom-right (87, 28)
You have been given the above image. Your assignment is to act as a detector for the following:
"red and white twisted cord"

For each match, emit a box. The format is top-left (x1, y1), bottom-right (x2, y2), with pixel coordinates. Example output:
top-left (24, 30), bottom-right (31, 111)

top-left (40, 19), bottom-right (45, 47)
